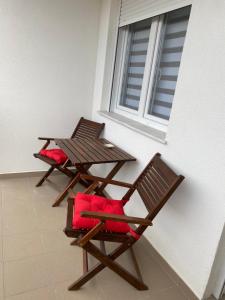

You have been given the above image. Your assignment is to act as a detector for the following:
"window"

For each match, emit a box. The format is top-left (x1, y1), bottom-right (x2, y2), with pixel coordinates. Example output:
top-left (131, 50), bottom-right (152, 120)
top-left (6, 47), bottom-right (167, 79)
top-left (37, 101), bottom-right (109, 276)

top-left (110, 6), bottom-right (191, 128)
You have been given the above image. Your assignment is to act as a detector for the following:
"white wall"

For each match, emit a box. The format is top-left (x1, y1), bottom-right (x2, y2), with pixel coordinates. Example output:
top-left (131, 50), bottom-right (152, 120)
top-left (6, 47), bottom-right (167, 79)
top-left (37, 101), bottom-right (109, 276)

top-left (0, 0), bottom-right (101, 173)
top-left (92, 0), bottom-right (225, 299)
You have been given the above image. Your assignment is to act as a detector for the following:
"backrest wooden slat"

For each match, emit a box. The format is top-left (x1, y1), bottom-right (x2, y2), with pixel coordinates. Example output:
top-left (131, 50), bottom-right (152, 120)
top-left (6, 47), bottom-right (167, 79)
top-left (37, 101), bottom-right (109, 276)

top-left (133, 153), bottom-right (184, 221)
top-left (71, 117), bottom-right (105, 140)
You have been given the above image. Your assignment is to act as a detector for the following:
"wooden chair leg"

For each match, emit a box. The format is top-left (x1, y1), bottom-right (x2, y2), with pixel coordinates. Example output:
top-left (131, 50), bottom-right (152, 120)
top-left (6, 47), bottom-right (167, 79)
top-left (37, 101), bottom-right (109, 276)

top-left (52, 173), bottom-right (81, 207)
top-left (36, 166), bottom-right (55, 187)
top-left (69, 242), bottom-right (132, 290)
top-left (83, 249), bottom-right (88, 274)
top-left (68, 241), bottom-right (148, 291)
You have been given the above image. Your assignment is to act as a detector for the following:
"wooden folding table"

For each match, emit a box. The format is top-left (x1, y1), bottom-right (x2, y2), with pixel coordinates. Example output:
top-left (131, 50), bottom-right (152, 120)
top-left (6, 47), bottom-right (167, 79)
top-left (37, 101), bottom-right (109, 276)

top-left (52, 138), bottom-right (136, 207)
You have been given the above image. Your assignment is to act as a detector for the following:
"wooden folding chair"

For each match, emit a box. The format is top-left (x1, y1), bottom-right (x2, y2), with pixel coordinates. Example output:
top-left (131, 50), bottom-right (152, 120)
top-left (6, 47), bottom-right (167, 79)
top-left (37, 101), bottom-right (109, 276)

top-left (64, 153), bottom-right (184, 290)
top-left (33, 117), bottom-right (105, 187)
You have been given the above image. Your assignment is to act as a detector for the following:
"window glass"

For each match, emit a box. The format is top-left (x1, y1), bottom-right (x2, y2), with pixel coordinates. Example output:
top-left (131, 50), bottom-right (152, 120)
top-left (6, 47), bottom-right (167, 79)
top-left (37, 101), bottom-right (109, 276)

top-left (119, 19), bottom-right (151, 110)
top-left (148, 6), bottom-right (191, 120)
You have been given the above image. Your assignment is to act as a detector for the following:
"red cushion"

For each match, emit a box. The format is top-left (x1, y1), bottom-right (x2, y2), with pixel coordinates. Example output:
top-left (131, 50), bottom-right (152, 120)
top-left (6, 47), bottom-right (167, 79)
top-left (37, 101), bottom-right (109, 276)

top-left (39, 149), bottom-right (68, 164)
top-left (72, 192), bottom-right (130, 233)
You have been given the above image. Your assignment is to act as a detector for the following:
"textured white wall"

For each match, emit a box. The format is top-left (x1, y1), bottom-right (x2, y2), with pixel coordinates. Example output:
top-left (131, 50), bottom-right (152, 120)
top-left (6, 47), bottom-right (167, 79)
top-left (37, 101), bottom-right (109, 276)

top-left (92, 0), bottom-right (225, 298)
top-left (0, 0), bottom-right (101, 173)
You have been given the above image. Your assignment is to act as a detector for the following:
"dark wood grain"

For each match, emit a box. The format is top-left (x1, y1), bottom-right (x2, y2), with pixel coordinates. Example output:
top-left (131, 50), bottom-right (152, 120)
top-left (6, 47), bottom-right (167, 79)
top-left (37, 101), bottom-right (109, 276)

top-left (55, 138), bottom-right (136, 165)
top-left (81, 211), bottom-right (152, 226)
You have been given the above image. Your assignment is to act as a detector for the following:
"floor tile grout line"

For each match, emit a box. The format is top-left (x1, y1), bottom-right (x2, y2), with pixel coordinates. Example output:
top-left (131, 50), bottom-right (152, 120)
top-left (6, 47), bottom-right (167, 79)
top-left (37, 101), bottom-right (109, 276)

top-left (1, 245), bottom-right (79, 263)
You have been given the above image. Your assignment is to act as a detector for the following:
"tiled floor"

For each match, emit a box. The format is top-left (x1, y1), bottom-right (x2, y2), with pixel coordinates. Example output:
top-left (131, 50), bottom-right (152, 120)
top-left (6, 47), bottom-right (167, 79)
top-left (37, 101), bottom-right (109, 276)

top-left (0, 174), bottom-right (196, 300)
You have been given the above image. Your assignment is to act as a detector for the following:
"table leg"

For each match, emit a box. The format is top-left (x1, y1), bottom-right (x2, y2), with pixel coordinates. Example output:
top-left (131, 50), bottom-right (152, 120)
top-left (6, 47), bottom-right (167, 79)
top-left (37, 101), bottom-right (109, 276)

top-left (95, 161), bottom-right (125, 196)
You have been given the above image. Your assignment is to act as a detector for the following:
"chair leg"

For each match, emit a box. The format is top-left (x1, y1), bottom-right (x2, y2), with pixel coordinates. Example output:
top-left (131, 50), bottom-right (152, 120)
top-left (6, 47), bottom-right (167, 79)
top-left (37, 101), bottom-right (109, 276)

top-left (36, 166), bottom-right (55, 187)
top-left (52, 172), bottom-right (81, 207)
top-left (83, 249), bottom-right (88, 274)
top-left (68, 241), bottom-right (148, 291)
top-left (68, 242), bottom-right (131, 290)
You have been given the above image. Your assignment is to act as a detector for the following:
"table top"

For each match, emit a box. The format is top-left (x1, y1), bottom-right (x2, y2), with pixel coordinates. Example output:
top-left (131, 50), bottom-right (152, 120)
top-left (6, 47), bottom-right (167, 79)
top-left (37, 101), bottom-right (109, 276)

top-left (55, 138), bottom-right (136, 165)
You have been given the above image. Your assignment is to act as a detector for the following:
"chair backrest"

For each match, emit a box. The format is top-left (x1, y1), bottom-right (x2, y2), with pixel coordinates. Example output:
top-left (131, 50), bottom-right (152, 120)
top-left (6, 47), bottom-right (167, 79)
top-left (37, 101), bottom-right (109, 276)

top-left (71, 117), bottom-right (105, 140)
top-left (133, 153), bottom-right (184, 223)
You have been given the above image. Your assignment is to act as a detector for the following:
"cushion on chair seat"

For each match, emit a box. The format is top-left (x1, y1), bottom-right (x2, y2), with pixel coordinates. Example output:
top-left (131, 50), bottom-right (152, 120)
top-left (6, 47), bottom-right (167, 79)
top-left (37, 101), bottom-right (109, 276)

top-left (72, 193), bottom-right (130, 233)
top-left (39, 149), bottom-right (68, 164)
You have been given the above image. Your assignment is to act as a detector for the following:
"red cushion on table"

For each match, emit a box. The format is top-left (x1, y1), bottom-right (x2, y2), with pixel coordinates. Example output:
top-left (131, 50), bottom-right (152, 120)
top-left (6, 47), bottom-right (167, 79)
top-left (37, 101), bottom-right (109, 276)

top-left (39, 149), bottom-right (68, 164)
top-left (72, 192), bottom-right (130, 233)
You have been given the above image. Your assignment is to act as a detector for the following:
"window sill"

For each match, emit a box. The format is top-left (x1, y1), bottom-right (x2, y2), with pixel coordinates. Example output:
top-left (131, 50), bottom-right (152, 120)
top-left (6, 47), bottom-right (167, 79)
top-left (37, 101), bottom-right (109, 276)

top-left (98, 111), bottom-right (167, 144)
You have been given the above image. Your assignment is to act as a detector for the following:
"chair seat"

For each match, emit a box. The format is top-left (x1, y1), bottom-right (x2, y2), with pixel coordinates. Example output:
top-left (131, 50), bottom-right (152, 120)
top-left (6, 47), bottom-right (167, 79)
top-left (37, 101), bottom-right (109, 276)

top-left (39, 148), bottom-right (68, 164)
top-left (73, 193), bottom-right (130, 234)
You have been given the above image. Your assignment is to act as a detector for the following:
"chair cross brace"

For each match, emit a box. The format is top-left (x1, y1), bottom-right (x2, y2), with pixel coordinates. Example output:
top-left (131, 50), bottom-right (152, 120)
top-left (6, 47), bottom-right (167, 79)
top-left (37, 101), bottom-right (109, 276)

top-left (69, 239), bottom-right (148, 291)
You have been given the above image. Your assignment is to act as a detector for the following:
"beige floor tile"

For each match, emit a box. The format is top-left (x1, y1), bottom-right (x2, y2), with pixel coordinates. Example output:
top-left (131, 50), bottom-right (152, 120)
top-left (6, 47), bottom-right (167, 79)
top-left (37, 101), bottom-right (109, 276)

top-left (4, 255), bottom-right (52, 296)
top-left (137, 252), bottom-right (175, 292)
top-left (31, 183), bottom-right (63, 200)
top-left (54, 280), bottom-right (101, 300)
top-left (0, 190), bottom-right (2, 209)
top-left (4, 246), bottom-right (83, 296)
top-left (41, 230), bottom-right (70, 253)
top-left (3, 232), bottom-right (44, 261)
top-left (97, 268), bottom-right (151, 300)
top-left (5, 286), bottom-right (55, 300)
top-left (34, 205), bottom-right (66, 231)
top-left (0, 238), bottom-right (2, 262)
top-left (0, 178), bottom-right (30, 192)
top-left (1, 193), bottom-right (35, 218)
top-left (0, 262), bottom-right (3, 300)
top-left (48, 247), bottom-right (83, 284)
top-left (2, 213), bottom-right (38, 236)
top-left (145, 286), bottom-right (188, 300)
top-left (2, 188), bottom-right (32, 201)
top-left (0, 212), bottom-right (2, 238)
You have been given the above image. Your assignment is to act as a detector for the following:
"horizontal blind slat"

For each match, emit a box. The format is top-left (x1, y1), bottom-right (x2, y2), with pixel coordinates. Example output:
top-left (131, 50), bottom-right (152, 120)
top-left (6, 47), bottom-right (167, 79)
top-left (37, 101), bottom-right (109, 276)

top-left (163, 46), bottom-right (183, 53)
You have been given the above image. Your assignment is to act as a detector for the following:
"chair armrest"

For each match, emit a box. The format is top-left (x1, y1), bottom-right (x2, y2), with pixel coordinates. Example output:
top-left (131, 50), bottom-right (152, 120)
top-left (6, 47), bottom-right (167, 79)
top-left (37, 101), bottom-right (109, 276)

top-left (38, 137), bottom-right (56, 151)
top-left (38, 137), bottom-right (55, 141)
top-left (80, 211), bottom-right (152, 226)
top-left (80, 174), bottom-right (133, 189)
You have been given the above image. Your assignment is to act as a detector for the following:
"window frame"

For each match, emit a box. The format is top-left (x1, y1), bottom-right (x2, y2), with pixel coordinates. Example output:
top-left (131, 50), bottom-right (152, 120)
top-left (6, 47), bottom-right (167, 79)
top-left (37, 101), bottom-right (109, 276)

top-left (110, 8), bottom-right (189, 129)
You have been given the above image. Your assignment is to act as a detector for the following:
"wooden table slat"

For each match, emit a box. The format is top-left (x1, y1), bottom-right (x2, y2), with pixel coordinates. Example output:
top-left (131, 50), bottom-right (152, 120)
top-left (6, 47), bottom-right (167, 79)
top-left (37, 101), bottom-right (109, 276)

top-left (86, 139), bottom-right (126, 161)
top-left (78, 139), bottom-right (110, 162)
top-left (63, 140), bottom-right (85, 163)
top-left (56, 140), bottom-right (82, 164)
top-left (83, 139), bottom-right (122, 161)
top-left (100, 139), bottom-right (136, 160)
top-left (55, 138), bottom-right (136, 165)
top-left (96, 140), bottom-right (128, 160)
top-left (73, 139), bottom-right (101, 162)
top-left (67, 139), bottom-right (94, 163)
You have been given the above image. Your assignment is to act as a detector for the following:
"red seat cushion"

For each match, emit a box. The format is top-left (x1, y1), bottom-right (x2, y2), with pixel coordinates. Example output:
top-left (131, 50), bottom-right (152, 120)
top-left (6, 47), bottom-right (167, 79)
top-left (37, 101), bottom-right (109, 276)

top-left (39, 149), bottom-right (68, 164)
top-left (72, 193), bottom-right (130, 233)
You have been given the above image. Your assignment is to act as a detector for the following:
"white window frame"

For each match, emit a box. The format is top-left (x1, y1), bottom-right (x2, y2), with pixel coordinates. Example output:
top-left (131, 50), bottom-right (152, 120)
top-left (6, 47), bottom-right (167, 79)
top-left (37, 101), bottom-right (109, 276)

top-left (110, 13), bottom-right (176, 131)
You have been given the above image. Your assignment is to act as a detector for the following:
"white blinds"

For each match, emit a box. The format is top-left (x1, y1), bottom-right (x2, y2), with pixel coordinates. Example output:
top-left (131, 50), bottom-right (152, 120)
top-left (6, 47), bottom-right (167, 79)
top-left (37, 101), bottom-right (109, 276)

top-left (120, 19), bottom-right (151, 110)
top-left (119, 0), bottom-right (192, 27)
top-left (149, 6), bottom-right (190, 120)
